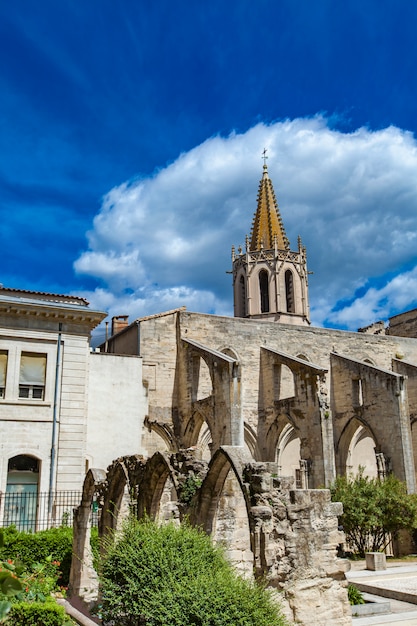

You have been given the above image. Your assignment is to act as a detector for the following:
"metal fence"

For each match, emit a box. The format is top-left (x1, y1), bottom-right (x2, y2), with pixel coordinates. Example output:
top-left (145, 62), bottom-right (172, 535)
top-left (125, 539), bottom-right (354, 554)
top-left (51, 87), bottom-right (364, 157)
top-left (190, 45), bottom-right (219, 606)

top-left (0, 490), bottom-right (87, 532)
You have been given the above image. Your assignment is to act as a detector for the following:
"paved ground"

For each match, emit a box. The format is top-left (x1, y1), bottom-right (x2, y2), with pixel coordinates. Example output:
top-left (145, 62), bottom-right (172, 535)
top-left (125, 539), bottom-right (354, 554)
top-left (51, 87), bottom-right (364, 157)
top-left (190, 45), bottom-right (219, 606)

top-left (347, 559), bottom-right (417, 625)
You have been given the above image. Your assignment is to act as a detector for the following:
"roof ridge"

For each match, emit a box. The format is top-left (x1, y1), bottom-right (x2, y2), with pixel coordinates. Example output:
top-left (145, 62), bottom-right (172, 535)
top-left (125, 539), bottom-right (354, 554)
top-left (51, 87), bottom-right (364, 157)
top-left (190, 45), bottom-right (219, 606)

top-left (0, 286), bottom-right (89, 306)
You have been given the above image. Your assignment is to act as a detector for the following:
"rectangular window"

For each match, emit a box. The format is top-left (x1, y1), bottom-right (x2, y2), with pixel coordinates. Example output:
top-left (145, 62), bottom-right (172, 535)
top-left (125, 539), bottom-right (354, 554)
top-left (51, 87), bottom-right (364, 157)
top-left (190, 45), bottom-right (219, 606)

top-left (0, 350), bottom-right (7, 398)
top-left (19, 352), bottom-right (47, 400)
top-left (352, 378), bottom-right (364, 407)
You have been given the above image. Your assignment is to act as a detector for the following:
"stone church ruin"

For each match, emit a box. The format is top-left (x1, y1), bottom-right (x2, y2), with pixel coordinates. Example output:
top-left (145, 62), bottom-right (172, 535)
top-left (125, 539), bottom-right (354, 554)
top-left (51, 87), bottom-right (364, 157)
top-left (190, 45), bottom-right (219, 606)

top-left (70, 162), bottom-right (417, 625)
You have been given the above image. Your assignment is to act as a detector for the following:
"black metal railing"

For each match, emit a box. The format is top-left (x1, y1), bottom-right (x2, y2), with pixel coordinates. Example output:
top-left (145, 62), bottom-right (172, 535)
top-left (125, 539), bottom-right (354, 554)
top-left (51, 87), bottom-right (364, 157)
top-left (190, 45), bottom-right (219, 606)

top-left (0, 490), bottom-right (93, 532)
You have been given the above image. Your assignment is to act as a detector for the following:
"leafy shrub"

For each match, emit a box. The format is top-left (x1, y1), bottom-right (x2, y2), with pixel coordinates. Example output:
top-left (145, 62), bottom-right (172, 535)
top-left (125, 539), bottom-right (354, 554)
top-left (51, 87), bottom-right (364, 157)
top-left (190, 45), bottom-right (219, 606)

top-left (21, 557), bottom-right (64, 602)
top-left (0, 553), bottom-right (63, 621)
top-left (179, 475), bottom-right (203, 505)
top-left (1, 525), bottom-right (99, 590)
top-left (348, 584), bottom-right (365, 606)
top-left (0, 527), bottom-right (72, 586)
top-left (0, 556), bottom-right (24, 621)
top-left (331, 470), bottom-right (417, 556)
top-left (99, 518), bottom-right (288, 626)
top-left (7, 599), bottom-right (70, 626)
top-left (0, 529), bottom-right (75, 625)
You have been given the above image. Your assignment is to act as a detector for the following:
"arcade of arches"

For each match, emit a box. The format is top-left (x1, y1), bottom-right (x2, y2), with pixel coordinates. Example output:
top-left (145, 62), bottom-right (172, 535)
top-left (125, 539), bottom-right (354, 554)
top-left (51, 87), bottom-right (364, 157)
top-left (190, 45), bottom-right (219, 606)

top-left (134, 311), bottom-right (417, 494)
top-left (70, 307), bottom-right (417, 626)
top-left (71, 449), bottom-right (351, 625)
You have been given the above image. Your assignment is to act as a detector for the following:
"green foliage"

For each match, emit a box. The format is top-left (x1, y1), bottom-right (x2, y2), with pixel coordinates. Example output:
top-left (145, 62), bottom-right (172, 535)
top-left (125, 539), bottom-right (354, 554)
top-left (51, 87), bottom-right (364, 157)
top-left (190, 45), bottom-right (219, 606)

top-left (0, 526), bottom-right (72, 586)
top-left (331, 470), bottom-right (417, 556)
top-left (179, 475), bottom-right (203, 505)
top-left (0, 563), bottom-right (22, 620)
top-left (0, 553), bottom-right (64, 621)
top-left (348, 584), bottom-right (365, 606)
top-left (7, 599), bottom-right (70, 626)
top-left (0, 530), bottom-right (24, 621)
top-left (22, 556), bottom-right (64, 602)
top-left (99, 518), bottom-right (288, 626)
top-left (0, 529), bottom-right (77, 625)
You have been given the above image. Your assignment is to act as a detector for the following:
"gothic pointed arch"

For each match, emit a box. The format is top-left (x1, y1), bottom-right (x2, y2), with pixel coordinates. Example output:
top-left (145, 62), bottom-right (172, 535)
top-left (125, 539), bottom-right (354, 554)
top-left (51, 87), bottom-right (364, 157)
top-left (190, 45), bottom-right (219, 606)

top-left (347, 424), bottom-right (378, 478)
top-left (197, 420), bottom-right (212, 461)
top-left (244, 423), bottom-right (261, 460)
top-left (70, 468), bottom-right (107, 596)
top-left (99, 461), bottom-right (130, 542)
top-left (191, 447), bottom-right (252, 535)
top-left (276, 423), bottom-right (301, 479)
top-left (143, 417), bottom-right (176, 456)
top-left (336, 416), bottom-right (379, 478)
top-left (136, 451), bottom-right (180, 521)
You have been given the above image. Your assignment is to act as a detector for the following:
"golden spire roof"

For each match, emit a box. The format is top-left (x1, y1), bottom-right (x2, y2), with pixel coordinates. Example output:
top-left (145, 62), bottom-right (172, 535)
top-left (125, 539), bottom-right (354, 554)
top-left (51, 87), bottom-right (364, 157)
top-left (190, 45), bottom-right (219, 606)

top-left (249, 163), bottom-right (290, 252)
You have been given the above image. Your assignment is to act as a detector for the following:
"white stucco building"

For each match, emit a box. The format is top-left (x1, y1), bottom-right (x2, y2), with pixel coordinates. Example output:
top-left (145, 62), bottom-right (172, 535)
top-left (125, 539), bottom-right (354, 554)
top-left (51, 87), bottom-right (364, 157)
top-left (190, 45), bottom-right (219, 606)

top-left (0, 287), bottom-right (147, 530)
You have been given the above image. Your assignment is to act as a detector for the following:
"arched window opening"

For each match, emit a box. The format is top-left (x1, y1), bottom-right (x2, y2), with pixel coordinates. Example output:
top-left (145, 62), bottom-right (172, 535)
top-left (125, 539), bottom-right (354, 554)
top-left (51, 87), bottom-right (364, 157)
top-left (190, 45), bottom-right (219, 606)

top-left (259, 270), bottom-right (269, 313)
top-left (197, 421), bottom-right (212, 462)
top-left (276, 424), bottom-right (301, 482)
top-left (5, 455), bottom-right (39, 531)
top-left (239, 275), bottom-right (246, 317)
top-left (346, 426), bottom-right (377, 478)
top-left (274, 364), bottom-right (295, 400)
top-left (192, 356), bottom-right (212, 402)
top-left (285, 270), bottom-right (295, 313)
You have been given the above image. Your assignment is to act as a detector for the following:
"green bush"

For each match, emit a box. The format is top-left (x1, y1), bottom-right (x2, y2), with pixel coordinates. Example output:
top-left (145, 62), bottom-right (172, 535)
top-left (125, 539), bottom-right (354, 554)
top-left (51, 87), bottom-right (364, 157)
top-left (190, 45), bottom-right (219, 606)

top-left (7, 599), bottom-right (69, 626)
top-left (0, 527), bottom-right (72, 586)
top-left (0, 529), bottom-right (24, 621)
top-left (99, 518), bottom-right (288, 626)
top-left (331, 470), bottom-right (417, 556)
top-left (1, 525), bottom-right (99, 589)
top-left (0, 551), bottom-right (64, 621)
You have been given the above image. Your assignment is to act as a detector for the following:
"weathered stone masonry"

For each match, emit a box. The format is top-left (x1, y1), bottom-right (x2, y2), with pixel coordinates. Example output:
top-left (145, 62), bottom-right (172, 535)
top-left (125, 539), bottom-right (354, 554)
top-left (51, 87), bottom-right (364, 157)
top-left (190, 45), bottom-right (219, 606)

top-left (71, 447), bottom-right (352, 625)
top-left (73, 306), bottom-right (417, 624)
top-left (69, 163), bottom-right (417, 625)
top-left (120, 309), bottom-right (417, 493)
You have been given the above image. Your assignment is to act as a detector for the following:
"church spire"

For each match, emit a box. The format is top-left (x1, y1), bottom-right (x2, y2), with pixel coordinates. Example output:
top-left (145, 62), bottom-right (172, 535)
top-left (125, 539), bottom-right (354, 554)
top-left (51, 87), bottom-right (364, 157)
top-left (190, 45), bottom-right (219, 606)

top-left (231, 152), bottom-right (310, 326)
top-left (249, 155), bottom-right (289, 252)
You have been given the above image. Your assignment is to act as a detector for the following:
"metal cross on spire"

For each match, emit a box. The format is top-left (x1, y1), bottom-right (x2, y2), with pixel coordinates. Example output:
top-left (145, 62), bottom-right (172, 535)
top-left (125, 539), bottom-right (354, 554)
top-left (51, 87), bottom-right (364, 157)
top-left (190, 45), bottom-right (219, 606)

top-left (262, 148), bottom-right (268, 166)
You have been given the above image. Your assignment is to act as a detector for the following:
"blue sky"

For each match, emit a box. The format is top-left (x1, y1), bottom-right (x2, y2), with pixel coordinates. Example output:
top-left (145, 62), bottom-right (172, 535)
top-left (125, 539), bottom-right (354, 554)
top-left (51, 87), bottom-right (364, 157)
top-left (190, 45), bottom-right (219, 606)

top-left (2, 1), bottom-right (417, 340)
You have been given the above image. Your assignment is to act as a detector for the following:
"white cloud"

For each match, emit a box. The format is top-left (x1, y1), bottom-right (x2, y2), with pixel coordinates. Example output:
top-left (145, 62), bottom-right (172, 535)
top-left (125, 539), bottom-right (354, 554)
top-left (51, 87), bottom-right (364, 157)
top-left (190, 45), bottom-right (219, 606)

top-left (74, 117), bottom-right (417, 330)
top-left (327, 267), bottom-right (417, 329)
top-left (75, 249), bottom-right (146, 291)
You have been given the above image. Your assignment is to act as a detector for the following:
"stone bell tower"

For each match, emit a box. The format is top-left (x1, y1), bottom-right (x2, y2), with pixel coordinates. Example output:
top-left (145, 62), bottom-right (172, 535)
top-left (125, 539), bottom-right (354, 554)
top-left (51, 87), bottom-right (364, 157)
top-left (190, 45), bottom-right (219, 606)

top-left (232, 155), bottom-right (310, 325)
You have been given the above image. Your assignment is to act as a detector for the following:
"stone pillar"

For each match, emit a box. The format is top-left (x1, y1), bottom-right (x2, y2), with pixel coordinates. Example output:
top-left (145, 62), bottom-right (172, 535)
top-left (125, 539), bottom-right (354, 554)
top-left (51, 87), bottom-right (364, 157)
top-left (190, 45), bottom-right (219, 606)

top-left (244, 463), bottom-right (352, 626)
top-left (69, 469), bottom-right (106, 602)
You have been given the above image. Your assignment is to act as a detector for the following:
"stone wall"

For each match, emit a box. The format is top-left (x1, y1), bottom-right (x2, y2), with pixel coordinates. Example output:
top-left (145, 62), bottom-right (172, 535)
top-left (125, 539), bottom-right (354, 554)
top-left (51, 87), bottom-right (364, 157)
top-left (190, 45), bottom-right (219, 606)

top-left (388, 308), bottom-right (417, 338)
top-left (90, 308), bottom-right (417, 624)
top-left (129, 310), bottom-right (417, 490)
top-left (71, 448), bottom-right (352, 626)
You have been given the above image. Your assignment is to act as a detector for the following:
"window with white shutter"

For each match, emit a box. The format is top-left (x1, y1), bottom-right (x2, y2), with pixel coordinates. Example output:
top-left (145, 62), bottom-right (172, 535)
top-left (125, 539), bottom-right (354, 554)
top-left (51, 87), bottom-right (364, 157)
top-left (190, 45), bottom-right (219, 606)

top-left (19, 352), bottom-right (47, 400)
